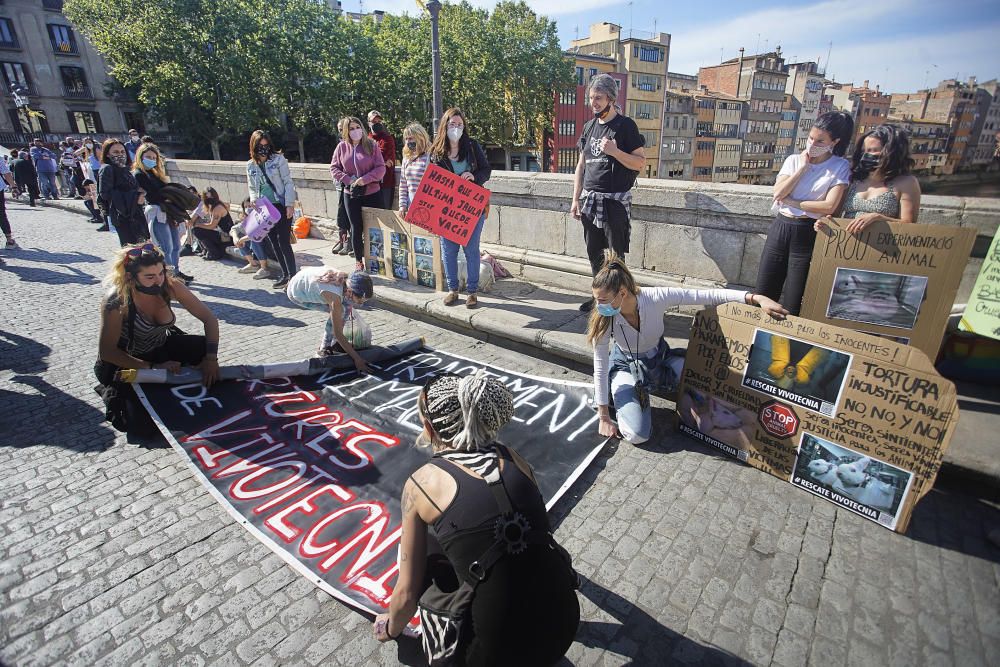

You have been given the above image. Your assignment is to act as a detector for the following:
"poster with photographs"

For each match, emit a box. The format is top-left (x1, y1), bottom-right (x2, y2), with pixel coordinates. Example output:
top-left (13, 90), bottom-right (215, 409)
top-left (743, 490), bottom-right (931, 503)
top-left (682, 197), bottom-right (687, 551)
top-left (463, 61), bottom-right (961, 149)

top-left (742, 330), bottom-right (851, 417)
top-left (414, 236), bottom-right (434, 257)
top-left (368, 228), bottom-right (384, 260)
top-left (827, 268), bottom-right (927, 330)
top-left (792, 433), bottom-right (913, 530)
top-left (677, 388), bottom-right (753, 462)
top-left (362, 208), bottom-right (444, 291)
top-left (391, 232), bottom-right (409, 252)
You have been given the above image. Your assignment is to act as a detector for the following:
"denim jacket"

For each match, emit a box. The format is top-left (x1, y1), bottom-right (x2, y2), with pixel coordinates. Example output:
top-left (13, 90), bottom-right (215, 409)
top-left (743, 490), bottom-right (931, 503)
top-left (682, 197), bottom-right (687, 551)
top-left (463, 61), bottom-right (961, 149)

top-left (246, 153), bottom-right (296, 206)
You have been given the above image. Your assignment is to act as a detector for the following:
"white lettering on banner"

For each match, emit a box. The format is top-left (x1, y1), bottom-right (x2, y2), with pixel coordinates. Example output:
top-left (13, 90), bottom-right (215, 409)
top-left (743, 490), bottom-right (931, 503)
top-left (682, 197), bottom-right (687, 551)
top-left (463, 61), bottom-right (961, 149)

top-left (172, 382), bottom-right (223, 416)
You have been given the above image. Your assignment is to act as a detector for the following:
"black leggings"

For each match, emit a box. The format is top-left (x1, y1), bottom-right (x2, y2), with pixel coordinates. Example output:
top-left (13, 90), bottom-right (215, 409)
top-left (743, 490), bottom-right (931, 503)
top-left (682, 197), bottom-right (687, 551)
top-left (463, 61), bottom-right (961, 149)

top-left (755, 213), bottom-right (818, 316)
top-left (0, 191), bottom-right (10, 236)
top-left (191, 226), bottom-right (231, 259)
top-left (343, 190), bottom-right (386, 261)
top-left (95, 334), bottom-right (207, 436)
top-left (266, 211), bottom-right (297, 280)
top-left (582, 199), bottom-right (631, 276)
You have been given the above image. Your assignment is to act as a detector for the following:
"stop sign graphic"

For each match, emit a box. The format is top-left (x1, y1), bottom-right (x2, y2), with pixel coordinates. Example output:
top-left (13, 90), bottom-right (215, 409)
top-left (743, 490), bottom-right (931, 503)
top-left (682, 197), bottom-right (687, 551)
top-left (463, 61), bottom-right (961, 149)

top-left (758, 401), bottom-right (799, 439)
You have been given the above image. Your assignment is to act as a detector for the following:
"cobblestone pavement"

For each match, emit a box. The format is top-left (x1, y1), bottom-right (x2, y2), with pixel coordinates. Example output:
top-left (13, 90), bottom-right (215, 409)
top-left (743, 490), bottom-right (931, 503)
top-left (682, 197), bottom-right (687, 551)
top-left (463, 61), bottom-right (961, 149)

top-left (2, 202), bottom-right (1000, 666)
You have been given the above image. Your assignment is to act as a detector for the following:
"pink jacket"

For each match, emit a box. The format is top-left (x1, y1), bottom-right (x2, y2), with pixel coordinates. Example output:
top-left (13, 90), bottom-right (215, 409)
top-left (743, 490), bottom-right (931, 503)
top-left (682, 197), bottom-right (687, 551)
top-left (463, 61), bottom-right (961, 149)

top-left (329, 141), bottom-right (386, 197)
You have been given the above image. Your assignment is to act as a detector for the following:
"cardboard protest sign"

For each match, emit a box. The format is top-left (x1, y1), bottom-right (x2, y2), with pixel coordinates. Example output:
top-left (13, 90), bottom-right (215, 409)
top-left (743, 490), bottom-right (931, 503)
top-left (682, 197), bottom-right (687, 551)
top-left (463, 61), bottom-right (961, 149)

top-left (677, 303), bottom-right (959, 532)
top-left (364, 208), bottom-right (444, 290)
top-left (134, 345), bottom-right (607, 624)
top-left (959, 231), bottom-right (1000, 340)
top-left (800, 218), bottom-right (976, 359)
top-left (404, 164), bottom-right (489, 246)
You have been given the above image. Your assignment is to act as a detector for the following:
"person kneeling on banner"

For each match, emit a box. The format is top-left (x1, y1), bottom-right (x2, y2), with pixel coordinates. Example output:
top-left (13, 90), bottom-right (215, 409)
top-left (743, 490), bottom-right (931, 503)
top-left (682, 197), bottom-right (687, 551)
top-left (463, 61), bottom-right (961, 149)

top-left (373, 372), bottom-right (580, 665)
top-left (285, 266), bottom-right (374, 369)
top-left (588, 251), bottom-right (787, 445)
top-left (95, 242), bottom-right (220, 439)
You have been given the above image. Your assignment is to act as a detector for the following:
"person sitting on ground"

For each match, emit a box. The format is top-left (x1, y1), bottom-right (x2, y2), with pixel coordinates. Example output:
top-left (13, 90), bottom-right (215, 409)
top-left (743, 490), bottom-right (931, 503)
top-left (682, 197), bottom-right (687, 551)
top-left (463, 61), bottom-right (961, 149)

top-left (285, 267), bottom-right (373, 368)
top-left (190, 188), bottom-right (235, 261)
top-left (818, 123), bottom-right (921, 235)
top-left (588, 251), bottom-right (787, 445)
top-left (372, 371), bottom-right (580, 664)
top-left (95, 242), bottom-right (219, 439)
top-left (230, 197), bottom-right (277, 279)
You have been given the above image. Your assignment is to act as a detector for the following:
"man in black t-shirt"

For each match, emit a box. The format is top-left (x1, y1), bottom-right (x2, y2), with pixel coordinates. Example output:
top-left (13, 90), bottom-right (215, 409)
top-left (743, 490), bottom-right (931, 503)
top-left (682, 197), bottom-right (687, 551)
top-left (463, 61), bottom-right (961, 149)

top-left (570, 74), bottom-right (647, 311)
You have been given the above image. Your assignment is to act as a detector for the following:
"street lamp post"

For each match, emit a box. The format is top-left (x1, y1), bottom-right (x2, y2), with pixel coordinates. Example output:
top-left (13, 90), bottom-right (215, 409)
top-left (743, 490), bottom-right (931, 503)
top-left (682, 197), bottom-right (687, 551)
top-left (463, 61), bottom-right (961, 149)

top-left (427, 0), bottom-right (443, 135)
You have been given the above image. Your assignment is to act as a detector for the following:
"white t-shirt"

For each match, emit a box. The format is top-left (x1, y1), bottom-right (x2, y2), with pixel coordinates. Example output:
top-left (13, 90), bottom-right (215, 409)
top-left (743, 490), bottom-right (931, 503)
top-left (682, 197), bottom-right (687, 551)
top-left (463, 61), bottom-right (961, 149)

top-left (592, 286), bottom-right (748, 405)
top-left (286, 266), bottom-right (344, 305)
top-left (774, 153), bottom-right (851, 219)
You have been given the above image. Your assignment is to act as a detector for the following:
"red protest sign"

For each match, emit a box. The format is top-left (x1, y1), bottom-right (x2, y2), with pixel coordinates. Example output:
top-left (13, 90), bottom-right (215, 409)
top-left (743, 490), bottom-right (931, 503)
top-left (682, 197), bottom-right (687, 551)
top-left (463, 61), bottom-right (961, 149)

top-left (404, 164), bottom-right (490, 246)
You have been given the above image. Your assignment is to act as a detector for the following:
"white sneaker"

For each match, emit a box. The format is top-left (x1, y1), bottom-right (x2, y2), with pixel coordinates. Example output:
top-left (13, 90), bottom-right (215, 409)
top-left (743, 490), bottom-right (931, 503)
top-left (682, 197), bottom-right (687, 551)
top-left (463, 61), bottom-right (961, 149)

top-left (253, 268), bottom-right (272, 279)
top-left (238, 264), bottom-right (258, 274)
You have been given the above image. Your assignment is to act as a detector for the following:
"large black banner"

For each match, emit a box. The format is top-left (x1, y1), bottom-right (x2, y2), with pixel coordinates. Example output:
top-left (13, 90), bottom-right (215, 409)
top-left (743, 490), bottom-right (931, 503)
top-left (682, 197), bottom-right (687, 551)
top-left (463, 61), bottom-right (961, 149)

top-left (134, 346), bottom-right (606, 626)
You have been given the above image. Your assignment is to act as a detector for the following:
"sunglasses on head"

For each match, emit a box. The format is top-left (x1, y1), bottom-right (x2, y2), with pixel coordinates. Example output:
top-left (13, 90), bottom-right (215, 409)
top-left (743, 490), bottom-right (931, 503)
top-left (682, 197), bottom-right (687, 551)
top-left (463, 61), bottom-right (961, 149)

top-left (125, 243), bottom-right (162, 266)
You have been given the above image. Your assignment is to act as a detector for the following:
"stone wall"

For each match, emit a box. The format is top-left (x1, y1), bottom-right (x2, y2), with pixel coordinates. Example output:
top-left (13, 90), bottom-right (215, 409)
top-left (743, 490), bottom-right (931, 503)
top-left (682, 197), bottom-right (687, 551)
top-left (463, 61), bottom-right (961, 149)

top-left (166, 159), bottom-right (998, 302)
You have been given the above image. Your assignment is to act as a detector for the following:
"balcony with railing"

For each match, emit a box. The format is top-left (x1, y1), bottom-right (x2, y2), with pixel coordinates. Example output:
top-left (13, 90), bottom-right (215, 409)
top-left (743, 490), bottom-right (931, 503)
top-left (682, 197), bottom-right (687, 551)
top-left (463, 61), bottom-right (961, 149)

top-left (50, 38), bottom-right (78, 55)
top-left (63, 85), bottom-right (93, 99)
top-left (0, 34), bottom-right (19, 50)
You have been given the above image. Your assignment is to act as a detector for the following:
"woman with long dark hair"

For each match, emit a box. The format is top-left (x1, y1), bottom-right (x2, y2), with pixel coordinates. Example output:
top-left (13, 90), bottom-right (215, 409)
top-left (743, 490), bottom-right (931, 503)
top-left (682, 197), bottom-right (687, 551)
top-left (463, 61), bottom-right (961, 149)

top-left (247, 130), bottom-right (297, 289)
top-left (97, 138), bottom-right (149, 246)
top-left (835, 124), bottom-right (921, 233)
top-left (190, 188), bottom-right (235, 261)
top-left (756, 111), bottom-right (854, 315)
top-left (430, 107), bottom-right (492, 308)
top-left (330, 116), bottom-right (386, 270)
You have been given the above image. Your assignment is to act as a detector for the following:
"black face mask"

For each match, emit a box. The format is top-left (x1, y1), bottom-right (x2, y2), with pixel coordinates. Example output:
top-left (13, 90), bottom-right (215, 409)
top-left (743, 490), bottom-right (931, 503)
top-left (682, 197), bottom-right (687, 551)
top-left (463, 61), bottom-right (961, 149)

top-left (110, 154), bottom-right (128, 167)
top-left (133, 281), bottom-right (165, 296)
top-left (406, 141), bottom-right (417, 151)
top-left (255, 145), bottom-right (273, 159)
top-left (372, 123), bottom-right (385, 134)
top-left (859, 153), bottom-right (881, 171)
top-left (594, 103), bottom-right (612, 120)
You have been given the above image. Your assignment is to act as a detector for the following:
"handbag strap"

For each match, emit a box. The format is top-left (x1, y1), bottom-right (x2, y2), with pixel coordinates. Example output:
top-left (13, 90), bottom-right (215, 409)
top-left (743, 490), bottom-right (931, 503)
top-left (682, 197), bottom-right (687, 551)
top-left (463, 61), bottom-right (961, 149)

top-left (256, 161), bottom-right (282, 203)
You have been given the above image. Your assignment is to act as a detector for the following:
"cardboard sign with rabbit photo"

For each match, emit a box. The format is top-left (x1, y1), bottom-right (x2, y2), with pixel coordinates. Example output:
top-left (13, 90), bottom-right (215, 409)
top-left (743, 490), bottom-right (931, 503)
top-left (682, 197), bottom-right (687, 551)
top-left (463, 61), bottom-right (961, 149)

top-left (800, 218), bottom-right (975, 360)
top-left (677, 303), bottom-right (959, 533)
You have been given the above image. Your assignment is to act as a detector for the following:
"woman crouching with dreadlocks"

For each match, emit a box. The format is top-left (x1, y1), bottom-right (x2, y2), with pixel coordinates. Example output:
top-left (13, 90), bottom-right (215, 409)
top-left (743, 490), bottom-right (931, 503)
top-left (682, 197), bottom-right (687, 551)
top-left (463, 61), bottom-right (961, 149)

top-left (94, 242), bottom-right (220, 439)
top-left (373, 371), bottom-right (580, 665)
top-left (587, 251), bottom-right (787, 445)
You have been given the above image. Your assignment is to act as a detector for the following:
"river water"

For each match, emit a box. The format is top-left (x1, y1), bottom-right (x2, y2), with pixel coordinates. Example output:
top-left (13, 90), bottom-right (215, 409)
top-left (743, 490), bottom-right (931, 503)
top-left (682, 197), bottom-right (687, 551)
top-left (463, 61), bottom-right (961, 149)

top-left (921, 179), bottom-right (1000, 199)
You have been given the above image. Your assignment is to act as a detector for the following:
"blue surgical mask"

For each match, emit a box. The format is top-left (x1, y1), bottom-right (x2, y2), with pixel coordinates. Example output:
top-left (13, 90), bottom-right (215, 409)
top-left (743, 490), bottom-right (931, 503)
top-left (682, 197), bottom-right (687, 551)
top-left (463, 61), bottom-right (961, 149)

top-left (596, 292), bottom-right (623, 317)
top-left (141, 157), bottom-right (157, 169)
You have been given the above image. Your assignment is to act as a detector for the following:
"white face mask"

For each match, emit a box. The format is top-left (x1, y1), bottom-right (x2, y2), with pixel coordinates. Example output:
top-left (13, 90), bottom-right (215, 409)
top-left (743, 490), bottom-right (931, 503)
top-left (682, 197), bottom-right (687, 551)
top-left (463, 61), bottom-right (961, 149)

top-left (806, 139), bottom-right (833, 158)
top-left (349, 128), bottom-right (364, 142)
top-left (447, 127), bottom-right (463, 143)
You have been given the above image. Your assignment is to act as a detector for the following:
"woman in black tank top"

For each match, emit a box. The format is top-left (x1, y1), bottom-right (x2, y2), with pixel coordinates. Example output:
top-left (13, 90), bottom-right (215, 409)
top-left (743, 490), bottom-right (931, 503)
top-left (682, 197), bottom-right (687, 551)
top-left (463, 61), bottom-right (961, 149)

top-left (190, 188), bottom-right (235, 260)
top-left (373, 372), bottom-right (579, 665)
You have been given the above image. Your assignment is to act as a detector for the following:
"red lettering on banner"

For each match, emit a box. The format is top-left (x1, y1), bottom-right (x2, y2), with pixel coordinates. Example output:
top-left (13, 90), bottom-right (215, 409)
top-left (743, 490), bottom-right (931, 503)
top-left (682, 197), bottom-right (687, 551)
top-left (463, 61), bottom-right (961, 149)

top-left (192, 432), bottom-right (275, 469)
top-left (281, 408), bottom-right (345, 441)
top-left (296, 501), bottom-right (401, 580)
top-left (259, 387), bottom-right (321, 418)
top-left (252, 465), bottom-right (339, 515)
top-left (350, 560), bottom-right (399, 607)
top-left (264, 483), bottom-right (356, 542)
top-left (181, 409), bottom-right (267, 443)
top-left (302, 418), bottom-right (372, 456)
top-left (211, 444), bottom-right (293, 480)
top-left (333, 431), bottom-right (400, 470)
top-left (230, 460), bottom-right (309, 501)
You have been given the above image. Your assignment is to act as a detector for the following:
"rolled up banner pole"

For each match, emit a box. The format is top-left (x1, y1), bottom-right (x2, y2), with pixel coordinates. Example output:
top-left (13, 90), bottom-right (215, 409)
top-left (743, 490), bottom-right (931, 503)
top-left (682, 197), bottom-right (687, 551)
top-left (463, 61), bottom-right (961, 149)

top-left (116, 337), bottom-right (425, 384)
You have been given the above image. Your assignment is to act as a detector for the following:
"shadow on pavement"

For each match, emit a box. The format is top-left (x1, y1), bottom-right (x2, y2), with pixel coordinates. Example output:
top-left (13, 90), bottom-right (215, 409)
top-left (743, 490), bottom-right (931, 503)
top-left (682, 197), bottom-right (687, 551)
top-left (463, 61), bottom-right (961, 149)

top-left (906, 485), bottom-right (1000, 563)
top-left (0, 262), bottom-right (100, 286)
top-left (572, 576), bottom-right (746, 666)
top-left (0, 248), bottom-right (106, 265)
top-left (0, 375), bottom-right (115, 451)
top-left (204, 299), bottom-right (308, 328)
top-left (193, 283), bottom-right (301, 309)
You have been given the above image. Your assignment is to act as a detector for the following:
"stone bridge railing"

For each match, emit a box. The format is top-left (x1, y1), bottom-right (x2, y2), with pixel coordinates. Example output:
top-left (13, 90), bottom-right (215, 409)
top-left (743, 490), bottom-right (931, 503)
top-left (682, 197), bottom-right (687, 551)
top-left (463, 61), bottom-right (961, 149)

top-left (166, 159), bottom-right (997, 303)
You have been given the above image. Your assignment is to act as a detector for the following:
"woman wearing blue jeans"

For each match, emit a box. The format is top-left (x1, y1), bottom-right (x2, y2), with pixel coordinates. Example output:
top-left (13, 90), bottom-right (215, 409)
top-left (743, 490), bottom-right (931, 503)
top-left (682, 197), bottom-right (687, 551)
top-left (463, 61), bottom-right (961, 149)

top-left (588, 252), bottom-right (787, 444)
top-left (133, 144), bottom-right (191, 283)
top-left (429, 108), bottom-right (491, 308)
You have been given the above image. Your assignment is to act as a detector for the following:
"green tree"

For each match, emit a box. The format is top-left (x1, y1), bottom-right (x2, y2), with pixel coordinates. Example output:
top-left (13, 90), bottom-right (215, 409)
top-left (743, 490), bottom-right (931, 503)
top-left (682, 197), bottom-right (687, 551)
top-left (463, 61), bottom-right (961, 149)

top-left (65, 0), bottom-right (345, 159)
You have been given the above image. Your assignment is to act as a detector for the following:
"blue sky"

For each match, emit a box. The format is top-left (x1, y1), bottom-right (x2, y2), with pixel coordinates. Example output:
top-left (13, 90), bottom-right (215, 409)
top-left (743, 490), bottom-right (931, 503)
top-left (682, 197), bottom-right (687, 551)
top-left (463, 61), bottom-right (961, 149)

top-left (363, 0), bottom-right (1000, 93)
